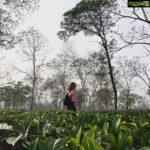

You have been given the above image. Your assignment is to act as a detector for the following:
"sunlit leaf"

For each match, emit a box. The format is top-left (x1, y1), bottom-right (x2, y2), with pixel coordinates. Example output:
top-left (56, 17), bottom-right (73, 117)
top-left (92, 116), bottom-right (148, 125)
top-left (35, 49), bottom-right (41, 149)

top-left (6, 133), bottom-right (23, 146)
top-left (0, 123), bottom-right (12, 130)
top-left (115, 118), bottom-right (121, 130)
top-left (75, 127), bottom-right (82, 144)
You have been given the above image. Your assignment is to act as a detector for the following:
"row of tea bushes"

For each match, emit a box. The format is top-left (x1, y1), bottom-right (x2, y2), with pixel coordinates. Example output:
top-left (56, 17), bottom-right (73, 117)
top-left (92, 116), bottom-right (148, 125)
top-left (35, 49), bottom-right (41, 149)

top-left (0, 109), bottom-right (149, 150)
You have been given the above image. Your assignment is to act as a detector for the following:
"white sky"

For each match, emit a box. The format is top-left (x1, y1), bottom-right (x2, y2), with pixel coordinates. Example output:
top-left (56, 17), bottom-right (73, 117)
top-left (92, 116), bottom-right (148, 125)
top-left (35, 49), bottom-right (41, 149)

top-left (19, 0), bottom-right (91, 57)
top-left (1, 0), bottom-right (150, 91)
top-left (17, 0), bottom-right (149, 58)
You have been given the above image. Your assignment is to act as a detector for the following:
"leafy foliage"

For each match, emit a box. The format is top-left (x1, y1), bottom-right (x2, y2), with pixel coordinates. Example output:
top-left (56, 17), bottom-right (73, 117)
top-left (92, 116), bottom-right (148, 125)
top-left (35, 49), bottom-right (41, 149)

top-left (0, 0), bottom-right (40, 49)
top-left (58, 0), bottom-right (117, 40)
top-left (0, 109), bottom-right (149, 149)
top-left (0, 82), bottom-right (31, 109)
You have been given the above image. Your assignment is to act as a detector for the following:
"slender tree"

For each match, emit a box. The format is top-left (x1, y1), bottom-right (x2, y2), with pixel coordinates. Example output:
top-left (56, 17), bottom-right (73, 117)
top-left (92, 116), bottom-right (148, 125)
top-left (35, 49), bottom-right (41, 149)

top-left (130, 58), bottom-right (150, 96)
top-left (45, 50), bottom-right (72, 109)
top-left (88, 51), bottom-right (113, 110)
top-left (116, 57), bottom-right (139, 109)
top-left (58, 0), bottom-right (118, 110)
top-left (16, 27), bottom-right (47, 109)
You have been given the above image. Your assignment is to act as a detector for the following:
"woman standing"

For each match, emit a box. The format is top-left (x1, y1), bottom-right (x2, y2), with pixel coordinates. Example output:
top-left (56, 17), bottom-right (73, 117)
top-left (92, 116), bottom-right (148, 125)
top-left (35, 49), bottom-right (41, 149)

top-left (67, 82), bottom-right (77, 111)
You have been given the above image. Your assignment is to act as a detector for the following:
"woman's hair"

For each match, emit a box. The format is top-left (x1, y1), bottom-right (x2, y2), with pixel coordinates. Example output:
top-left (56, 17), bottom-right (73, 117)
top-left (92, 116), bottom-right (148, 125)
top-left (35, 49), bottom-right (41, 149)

top-left (68, 82), bottom-right (76, 92)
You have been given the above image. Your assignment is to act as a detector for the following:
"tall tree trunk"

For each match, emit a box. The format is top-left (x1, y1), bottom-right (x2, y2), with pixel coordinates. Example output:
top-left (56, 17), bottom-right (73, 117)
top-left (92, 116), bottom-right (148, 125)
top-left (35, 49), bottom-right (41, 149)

top-left (30, 81), bottom-right (35, 110)
top-left (101, 38), bottom-right (118, 110)
top-left (105, 47), bottom-right (117, 110)
top-left (30, 49), bottom-right (36, 110)
top-left (13, 96), bottom-right (15, 109)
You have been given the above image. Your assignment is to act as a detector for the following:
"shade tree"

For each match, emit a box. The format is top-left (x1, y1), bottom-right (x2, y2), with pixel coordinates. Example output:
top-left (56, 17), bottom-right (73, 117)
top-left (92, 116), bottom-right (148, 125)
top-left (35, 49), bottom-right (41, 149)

top-left (15, 27), bottom-right (48, 109)
top-left (45, 49), bottom-right (73, 109)
top-left (58, 0), bottom-right (118, 110)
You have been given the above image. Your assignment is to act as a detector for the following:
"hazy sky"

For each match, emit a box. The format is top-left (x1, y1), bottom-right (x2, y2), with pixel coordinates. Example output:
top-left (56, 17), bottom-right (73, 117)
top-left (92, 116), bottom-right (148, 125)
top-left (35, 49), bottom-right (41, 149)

top-left (19, 0), bottom-right (94, 57)
top-left (1, 0), bottom-right (150, 86)
top-left (17, 0), bottom-right (149, 59)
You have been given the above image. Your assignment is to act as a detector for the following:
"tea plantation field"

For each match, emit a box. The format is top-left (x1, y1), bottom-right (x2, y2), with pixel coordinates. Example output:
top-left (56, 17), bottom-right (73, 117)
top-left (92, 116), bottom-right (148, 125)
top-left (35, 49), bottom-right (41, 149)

top-left (0, 109), bottom-right (150, 150)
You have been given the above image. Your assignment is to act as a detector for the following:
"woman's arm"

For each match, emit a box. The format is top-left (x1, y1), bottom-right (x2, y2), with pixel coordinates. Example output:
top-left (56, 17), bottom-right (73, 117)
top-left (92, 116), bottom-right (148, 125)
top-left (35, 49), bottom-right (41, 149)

top-left (69, 90), bottom-right (77, 104)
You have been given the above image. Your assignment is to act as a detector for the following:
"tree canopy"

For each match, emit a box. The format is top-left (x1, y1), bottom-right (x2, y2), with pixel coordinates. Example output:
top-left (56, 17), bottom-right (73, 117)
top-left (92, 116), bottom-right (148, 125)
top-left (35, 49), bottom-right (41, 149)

top-left (58, 0), bottom-right (118, 110)
top-left (58, 0), bottom-right (117, 40)
top-left (0, 0), bottom-right (40, 49)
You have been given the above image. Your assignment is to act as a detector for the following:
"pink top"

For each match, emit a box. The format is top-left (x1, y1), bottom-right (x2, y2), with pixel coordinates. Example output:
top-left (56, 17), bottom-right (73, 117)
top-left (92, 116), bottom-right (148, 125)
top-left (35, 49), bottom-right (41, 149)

top-left (68, 89), bottom-right (77, 104)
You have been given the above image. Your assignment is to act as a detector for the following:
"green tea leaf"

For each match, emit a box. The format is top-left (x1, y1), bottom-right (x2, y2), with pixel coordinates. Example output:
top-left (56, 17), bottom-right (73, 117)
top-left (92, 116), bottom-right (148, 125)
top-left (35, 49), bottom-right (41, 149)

top-left (38, 140), bottom-right (47, 150)
top-left (115, 118), bottom-right (121, 130)
top-left (28, 138), bottom-right (39, 150)
top-left (103, 122), bottom-right (109, 136)
top-left (75, 127), bottom-right (82, 144)
top-left (84, 126), bottom-right (97, 139)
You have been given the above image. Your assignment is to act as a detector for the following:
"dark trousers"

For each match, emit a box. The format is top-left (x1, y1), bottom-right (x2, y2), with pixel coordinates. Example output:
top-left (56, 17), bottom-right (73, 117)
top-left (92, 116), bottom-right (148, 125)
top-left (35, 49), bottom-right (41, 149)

top-left (67, 102), bottom-right (76, 111)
